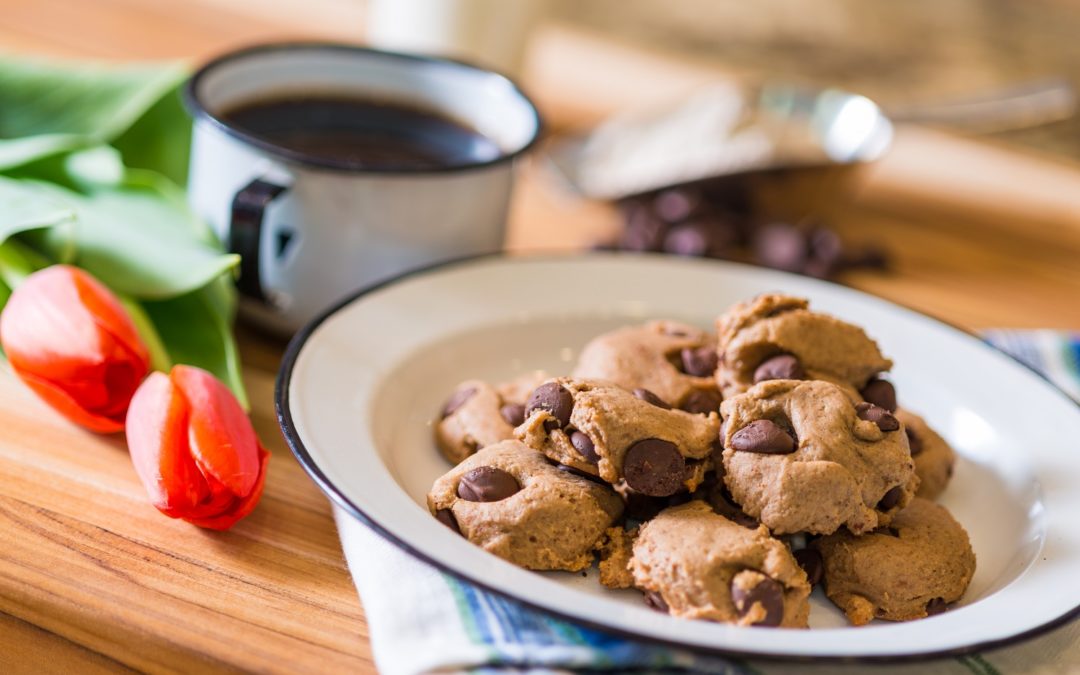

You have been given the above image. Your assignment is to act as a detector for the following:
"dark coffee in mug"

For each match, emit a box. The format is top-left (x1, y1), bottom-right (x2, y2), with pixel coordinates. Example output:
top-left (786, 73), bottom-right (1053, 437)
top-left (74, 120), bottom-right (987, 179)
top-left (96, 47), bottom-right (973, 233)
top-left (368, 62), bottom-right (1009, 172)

top-left (221, 95), bottom-right (501, 170)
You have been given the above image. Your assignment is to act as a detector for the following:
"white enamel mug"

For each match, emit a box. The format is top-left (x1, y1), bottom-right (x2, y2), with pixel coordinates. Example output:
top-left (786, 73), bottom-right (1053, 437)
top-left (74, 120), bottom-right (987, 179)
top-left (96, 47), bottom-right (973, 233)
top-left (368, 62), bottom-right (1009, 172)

top-left (184, 43), bottom-right (541, 334)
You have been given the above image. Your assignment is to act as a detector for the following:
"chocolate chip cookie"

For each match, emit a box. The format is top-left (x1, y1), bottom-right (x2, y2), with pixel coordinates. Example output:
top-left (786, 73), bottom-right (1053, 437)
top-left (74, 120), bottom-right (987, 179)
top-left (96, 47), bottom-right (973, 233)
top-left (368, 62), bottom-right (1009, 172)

top-left (428, 440), bottom-right (623, 571)
top-left (813, 497), bottom-right (975, 625)
top-left (596, 526), bottom-right (637, 589)
top-left (435, 371), bottom-right (548, 464)
top-left (896, 408), bottom-right (957, 500)
top-left (720, 379), bottom-right (917, 535)
top-left (715, 294), bottom-right (892, 400)
top-left (515, 378), bottom-right (721, 497)
top-left (573, 320), bottom-right (723, 414)
top-left (630, 501), bottom-right (811, 627)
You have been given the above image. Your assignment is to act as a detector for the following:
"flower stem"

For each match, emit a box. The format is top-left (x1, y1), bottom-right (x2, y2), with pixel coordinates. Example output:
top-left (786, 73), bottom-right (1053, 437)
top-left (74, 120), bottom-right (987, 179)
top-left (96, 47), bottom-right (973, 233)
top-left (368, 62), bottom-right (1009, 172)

top-left (0, 238), bottom-right (47, 288)
top-left (121, 296), bottom-right (172, 373)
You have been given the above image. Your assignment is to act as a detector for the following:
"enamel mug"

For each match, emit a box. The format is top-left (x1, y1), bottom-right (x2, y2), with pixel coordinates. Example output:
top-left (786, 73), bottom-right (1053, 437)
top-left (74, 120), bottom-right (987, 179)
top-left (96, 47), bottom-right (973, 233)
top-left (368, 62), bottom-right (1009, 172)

top-left (184, 43), bottom-right (541, 334)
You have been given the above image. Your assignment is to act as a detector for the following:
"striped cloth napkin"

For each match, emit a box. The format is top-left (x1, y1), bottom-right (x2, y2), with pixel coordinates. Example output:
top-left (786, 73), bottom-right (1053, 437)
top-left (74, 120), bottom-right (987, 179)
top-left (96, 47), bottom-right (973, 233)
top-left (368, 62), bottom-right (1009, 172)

top-left (335, 330), bottom-right (1080, 675)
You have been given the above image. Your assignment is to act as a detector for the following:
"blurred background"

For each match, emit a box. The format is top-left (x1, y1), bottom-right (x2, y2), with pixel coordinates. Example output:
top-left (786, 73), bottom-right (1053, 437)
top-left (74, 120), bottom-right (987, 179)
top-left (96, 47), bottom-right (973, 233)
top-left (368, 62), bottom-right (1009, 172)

top-left (5, 0), bottom-right (1078, 157)
top-left (3, 0), bottom-right (1077, 328)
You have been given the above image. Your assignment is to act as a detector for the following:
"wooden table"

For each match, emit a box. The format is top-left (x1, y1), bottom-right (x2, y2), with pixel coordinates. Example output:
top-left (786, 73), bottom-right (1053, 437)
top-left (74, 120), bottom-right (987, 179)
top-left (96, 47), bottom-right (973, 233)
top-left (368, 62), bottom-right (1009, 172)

top-left (2, 3), bottom-right (1079, 674)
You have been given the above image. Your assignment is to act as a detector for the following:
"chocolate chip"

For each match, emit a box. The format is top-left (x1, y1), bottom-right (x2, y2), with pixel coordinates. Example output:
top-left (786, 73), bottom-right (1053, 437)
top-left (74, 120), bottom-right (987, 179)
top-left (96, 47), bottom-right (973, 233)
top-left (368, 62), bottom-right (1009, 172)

top-left (855, 402), bottom-right (900, 431)
top-left (809, 227), bottom-right (844, 268)
top-left (441, 386), bottom-right (477, 418)
top-left (643, 590), bottom-right (670, 613)
top-left (435, 509), bottom-right (461, 535)
top-left (457, 467), bottom-right (520, 502)
top-left (731, 574), bottom-right (784, 627)
top-left (623, 439), bottom-right (685, 497)
top-left (754, 223), bottom-right (808, 273)
top-left (681, 388), bottom-right (722, 415)
top-left (730, 420), bottom-right (796, 454)
top-left (905, 426), bottom-right (924, 456)
top-left (620, 202), bottom-right (667, 252)
top-left (526, 383), bottom-right (574, 429)
top-left (877, 485), bottom-right (904, 510)
top-left (860, 377), bottom-right (897, 412)
top-left (663, 222), bottom-right (716, 257)
top-left (556, 463), bottom-right (605, 485)
top-left (709, 488), bottom-right (758, 529)
top-left (680, 346), bottom-right (718, 377)
top-left (499, 403), bottom-right (526, 427)
top-left (633, 388), bottom-right (672, 410)
top-left (623, 492), bottom-right (667, 522)
top-left (570, 430), bottom-right (600, 464)
top-left (925, 597), bottom-right (949, 616)
top-left (794, 548), bottom-right (824, 587)
top-left (653, 188), bottom-right (699, 223)
top-left (753, 354), bottom-right (806, 383)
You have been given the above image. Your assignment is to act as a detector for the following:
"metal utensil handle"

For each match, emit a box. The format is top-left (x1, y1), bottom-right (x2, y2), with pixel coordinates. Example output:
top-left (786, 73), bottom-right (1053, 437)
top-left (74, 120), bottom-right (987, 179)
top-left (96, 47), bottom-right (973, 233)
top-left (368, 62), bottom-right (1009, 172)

top-left (885, 77), bottom-right (1077, 133)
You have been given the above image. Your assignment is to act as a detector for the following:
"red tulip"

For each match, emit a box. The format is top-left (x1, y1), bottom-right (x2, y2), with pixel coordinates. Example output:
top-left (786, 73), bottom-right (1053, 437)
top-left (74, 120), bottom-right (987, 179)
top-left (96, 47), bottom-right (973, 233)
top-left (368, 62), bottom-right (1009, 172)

top-left (126, 364), bottom-right (268, 530)
top-left (0, 265), bottom-right (150, 433)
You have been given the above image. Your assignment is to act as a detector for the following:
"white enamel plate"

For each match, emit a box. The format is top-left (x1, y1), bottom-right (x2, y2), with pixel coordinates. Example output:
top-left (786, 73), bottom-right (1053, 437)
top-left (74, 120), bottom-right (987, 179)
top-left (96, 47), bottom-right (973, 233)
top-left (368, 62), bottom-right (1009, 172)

top-left (277, 255), bottom-right (1080, 661)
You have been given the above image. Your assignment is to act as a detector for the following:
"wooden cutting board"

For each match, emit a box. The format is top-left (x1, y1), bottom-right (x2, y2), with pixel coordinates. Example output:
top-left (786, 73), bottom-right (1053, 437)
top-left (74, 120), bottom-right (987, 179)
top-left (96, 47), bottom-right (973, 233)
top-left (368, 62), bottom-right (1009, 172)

top-left (1, 10), bottom-right (1079, 675)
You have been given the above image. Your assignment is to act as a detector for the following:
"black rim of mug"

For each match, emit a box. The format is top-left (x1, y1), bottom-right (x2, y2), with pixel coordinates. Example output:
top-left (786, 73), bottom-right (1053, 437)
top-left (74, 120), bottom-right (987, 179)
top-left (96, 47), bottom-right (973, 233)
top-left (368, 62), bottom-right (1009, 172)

top-left (183, 41), bottom-right (543, 174)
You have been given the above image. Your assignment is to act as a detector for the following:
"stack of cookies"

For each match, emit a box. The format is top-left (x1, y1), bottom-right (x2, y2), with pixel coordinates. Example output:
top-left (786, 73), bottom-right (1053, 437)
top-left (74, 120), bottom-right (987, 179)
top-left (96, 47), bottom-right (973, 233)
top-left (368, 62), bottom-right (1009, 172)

top-left (427, 293), bottom-right (975, 629)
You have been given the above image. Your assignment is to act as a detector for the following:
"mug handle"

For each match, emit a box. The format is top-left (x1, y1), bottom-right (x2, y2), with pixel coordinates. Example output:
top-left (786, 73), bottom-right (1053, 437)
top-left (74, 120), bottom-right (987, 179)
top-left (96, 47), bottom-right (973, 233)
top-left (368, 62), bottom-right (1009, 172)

top-left (229, 178), bottom-right (288, 304)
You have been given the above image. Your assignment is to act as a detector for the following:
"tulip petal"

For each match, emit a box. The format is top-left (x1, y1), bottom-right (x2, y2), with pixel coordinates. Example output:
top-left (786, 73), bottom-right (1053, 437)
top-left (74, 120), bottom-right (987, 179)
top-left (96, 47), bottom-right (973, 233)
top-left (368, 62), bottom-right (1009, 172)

top-left (0, 265), bottom-right (149, 430)
top-left (13, 366), bottom-right (126, 433)
top-left (73, 266), bottom-right (149, 369)
top-left (183, 445), bottom-right (270, 531)
top-left (125, 371), bottom-right (210, 514)
top-left (1, 266), bottom-right (141, 377)
top-left (171, 364), bottom-right (259, 497)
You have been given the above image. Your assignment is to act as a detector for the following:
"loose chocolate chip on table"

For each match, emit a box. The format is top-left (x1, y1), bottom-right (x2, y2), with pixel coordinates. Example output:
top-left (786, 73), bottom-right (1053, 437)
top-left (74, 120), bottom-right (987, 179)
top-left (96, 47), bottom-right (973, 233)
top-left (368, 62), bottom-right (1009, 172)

top-left (681, 388), bottom-right (722, 415)
top-left (570, 430), bottom-right (600, 464)
top-left (730, 419), bottom-right (797, 455)
top-left (435, 509), bottom-right (461, 535)
top-left (753, 353), bottom-right (806, 383)
top-left (925, 597), bottom-right (949, 616)
top-left (793, 548), bottom-right (824, 587)
top-left (731, 574), bottom-right (784, 627)
top-left (525, 382), bottom-right (574, 428)
top-left (663, 222), bottom-right (714, 257)
top-left (623, 438), bottom-right (686, 497)
top-left (619, 201), bottom-right (667, 252)
top-left (633, 388), bottom-right (672, 410)
top-left (643, 590), bottom-right (670, 613)
top-left (499, 403), bottom-right (526, 427)
top-left (809, 227), bottom-right (844, 267)
top-left (441, 386), bottom-right (477, 418)
top-left (877, 485), bottom-right (904, 510)
top-left (855, 402), bottom-right (900, 431)
top-left (457, 466), bottom-right (521, 502)
top-left (754, 223), bottom-right (809, 273)
top-left (905, 426), bottom-right (924, 456)
top-left (860, 377), bottom-right (897, 412)
top-left (653, 188), bottom-right (699, 223)
top-left (680, 346), bottom-right (719, 377)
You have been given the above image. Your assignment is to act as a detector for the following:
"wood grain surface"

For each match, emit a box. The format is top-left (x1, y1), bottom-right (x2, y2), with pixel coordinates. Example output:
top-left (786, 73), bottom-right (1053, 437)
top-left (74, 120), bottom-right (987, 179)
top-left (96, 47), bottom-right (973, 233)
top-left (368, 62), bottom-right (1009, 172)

top-left (0, 2), bottom-right (1078, 673)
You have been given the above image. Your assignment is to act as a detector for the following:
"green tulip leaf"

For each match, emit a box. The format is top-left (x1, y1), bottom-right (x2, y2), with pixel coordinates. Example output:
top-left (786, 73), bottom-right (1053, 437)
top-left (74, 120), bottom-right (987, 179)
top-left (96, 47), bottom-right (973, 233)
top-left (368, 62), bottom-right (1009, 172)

top-left (0, 57), bottom-right (189, 172)
top-left (0, 175), bottom-right (75, 243)
top-left (141, 280), bottom-right (247, 408)
top-left (0, 175), bottom-right (238, 300)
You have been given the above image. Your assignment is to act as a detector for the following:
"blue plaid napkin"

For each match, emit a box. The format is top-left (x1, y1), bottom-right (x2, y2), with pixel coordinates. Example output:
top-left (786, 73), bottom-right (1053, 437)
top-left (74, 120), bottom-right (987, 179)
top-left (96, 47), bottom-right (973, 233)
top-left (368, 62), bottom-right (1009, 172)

top-left (335, 330), bottom-right (1080, 675)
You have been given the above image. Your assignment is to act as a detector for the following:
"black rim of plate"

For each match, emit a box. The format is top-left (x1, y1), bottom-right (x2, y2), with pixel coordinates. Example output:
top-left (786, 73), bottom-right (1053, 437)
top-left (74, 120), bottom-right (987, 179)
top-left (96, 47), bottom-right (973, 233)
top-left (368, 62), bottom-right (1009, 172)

top-left (275, 252), bottom-right (1080, 664)
top-left (184, 41), bottom-right (543, 175)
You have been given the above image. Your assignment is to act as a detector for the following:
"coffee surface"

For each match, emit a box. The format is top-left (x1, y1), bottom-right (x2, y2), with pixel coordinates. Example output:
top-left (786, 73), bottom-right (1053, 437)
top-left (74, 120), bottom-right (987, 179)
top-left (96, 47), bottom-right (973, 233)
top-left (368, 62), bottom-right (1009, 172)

top-left (221, 95), bottom-right (500, 169)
